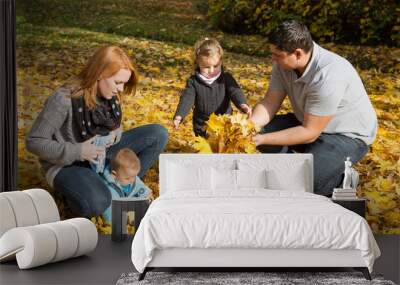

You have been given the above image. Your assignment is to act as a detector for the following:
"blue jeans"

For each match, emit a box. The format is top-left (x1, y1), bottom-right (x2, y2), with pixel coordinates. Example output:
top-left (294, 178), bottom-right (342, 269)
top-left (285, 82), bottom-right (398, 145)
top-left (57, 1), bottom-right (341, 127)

top-left (53, 124), bottom-right (168, 217)
top-left (258, 113), bottom-right (369, 196)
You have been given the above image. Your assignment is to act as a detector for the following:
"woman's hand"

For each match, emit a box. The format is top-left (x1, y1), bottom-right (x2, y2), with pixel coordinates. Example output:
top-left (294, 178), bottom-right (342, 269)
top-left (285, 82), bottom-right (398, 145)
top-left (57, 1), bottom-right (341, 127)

top-left (173, 116), bottom-right (182, 129)
top-left (240, 104), bottom-right (253, 117)
top-left (105, 131), bottom-right (117, 148)
top-left (81, 136), bottom-right (106, 163)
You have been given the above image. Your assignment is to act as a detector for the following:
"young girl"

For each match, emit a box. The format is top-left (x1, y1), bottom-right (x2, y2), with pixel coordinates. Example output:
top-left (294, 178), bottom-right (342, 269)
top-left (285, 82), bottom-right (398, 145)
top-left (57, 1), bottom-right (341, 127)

top-left (173, 38), bottom-right (252, 137)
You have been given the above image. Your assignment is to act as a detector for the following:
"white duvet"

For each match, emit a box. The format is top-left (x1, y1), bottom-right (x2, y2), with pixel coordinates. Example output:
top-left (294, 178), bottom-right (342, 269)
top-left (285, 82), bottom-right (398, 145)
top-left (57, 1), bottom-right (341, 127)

top-left (131, 190), bottom-right (380, 273)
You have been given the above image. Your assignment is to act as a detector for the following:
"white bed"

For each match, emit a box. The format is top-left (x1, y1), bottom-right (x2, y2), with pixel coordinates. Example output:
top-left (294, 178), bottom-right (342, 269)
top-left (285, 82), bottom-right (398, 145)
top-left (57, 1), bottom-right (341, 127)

top-left (131, 154), bottom-right (380, 280)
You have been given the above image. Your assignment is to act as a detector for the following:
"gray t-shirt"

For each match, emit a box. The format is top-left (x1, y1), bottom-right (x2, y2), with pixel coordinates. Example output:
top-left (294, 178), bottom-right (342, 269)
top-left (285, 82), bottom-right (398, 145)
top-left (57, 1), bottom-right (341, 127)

top-left (268, 42), bottom-right (377, 145)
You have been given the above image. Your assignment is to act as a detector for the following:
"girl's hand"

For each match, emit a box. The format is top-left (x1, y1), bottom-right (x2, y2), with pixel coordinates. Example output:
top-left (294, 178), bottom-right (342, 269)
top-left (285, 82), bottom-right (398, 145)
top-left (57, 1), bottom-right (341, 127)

top-left (240, 104), bottom-right (253, 117)
top-left (81, 136), bottom-right (106, 163)
top-left (173, 116), bottom-right (182, 129)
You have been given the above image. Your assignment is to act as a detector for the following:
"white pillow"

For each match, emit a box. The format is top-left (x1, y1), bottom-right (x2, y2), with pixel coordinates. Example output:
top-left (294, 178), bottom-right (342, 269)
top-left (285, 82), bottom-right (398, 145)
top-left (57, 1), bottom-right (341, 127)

top-left (237, 159), bottom-right (309, 192)
top-left (266, 166), bottom-right (307, 191)
top-left (167, 163), bottom-right (212, 191)
top-left (212, 168), bottom-right (237, 190)
top-left (211, 168), bottom-right (268, 190)
top-left (236, 169), bottom-right (268, 189)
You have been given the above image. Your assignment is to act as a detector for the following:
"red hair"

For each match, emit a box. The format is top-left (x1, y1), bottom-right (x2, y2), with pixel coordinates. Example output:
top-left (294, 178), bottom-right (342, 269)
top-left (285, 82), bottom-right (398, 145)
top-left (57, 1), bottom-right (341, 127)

top-left (68, 46), bottom-right (139, 109)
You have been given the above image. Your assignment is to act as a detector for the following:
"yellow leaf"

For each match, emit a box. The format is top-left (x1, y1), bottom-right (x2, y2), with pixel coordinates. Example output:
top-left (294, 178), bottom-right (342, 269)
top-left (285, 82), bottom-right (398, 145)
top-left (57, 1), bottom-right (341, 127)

top-left (193, 136), bottom-right (213, 153)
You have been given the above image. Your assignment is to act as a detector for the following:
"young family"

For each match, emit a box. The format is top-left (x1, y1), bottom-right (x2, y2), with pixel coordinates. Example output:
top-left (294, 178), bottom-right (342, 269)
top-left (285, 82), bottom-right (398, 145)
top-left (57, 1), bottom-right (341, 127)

top-left (26, 21), bottom-right (377, 220)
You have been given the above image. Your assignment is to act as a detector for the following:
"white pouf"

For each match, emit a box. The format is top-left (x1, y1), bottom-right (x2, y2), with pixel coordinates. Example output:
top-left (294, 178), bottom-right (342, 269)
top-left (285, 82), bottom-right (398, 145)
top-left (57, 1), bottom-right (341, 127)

top-left (0, 189), bottom-right (98, 269)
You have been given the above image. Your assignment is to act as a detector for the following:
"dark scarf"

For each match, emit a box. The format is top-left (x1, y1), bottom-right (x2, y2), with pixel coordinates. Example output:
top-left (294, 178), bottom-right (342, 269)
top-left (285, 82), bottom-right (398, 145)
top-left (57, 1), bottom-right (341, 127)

top-left (71, 95), bottom-right (122, 142)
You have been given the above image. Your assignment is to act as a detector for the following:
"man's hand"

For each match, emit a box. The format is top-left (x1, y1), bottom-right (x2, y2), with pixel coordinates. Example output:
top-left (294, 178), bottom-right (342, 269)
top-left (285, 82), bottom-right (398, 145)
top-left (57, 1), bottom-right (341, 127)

top-left (240, 103), bottom-right (252, 117)
top-left (251, 113), bottom-right (333, 146)
top-left (252, 134), bottom-right (267, 146)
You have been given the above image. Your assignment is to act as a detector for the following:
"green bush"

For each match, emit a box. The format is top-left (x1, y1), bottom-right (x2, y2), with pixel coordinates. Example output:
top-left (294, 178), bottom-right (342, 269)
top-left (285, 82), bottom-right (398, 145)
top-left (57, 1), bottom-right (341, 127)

top-left (208, 0), bottom-right (399, 46)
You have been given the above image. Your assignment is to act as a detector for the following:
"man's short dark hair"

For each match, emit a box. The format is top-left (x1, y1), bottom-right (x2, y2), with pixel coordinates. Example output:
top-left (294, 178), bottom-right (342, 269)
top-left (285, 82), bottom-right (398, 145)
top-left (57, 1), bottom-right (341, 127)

top-left (269, 20), bottom-right (313, 54)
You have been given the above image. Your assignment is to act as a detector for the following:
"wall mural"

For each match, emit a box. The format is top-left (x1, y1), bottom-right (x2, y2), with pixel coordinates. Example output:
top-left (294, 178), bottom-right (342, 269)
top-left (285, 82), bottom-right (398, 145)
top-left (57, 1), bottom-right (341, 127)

top-left (16, 1), bottom-right (399, 234)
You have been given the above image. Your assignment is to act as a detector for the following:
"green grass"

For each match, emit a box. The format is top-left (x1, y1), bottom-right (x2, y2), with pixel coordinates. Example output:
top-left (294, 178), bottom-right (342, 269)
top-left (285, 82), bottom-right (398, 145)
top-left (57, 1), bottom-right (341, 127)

top-left (17, 0), bottom-right (400, 73)
top-left (17, 0), bottom-right (270, 56)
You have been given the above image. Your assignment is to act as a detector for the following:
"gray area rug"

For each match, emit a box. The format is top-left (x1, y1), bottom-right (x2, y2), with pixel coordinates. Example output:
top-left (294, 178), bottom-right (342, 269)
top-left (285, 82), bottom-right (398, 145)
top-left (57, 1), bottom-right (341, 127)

top-left (117, 271), bottom-right (396, 285)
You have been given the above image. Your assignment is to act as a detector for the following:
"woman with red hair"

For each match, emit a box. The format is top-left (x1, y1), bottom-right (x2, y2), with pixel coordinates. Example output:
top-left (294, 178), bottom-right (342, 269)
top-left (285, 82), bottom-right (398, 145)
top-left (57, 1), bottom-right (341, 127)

top-left (26, 46), bottom-right (168, 217)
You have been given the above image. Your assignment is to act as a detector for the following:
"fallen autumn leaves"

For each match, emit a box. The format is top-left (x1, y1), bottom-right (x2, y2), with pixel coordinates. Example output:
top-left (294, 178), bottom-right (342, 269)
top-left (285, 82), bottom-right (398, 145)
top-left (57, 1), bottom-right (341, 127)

top-left (16, 29), bottom-right (399, 236)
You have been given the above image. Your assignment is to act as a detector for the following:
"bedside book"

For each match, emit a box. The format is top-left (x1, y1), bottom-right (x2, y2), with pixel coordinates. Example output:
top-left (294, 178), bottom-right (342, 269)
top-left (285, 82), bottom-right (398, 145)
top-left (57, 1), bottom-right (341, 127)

top-left (332, 188), bottom-right (357, 200)
top-left (333, 192), bottom-right (357, 196)
top-left (333, 193), bottom-right (357, 196)
top-left (333, 189), bottom-right (356, 193)
top-left (332, 196), bottom-right (359, 200)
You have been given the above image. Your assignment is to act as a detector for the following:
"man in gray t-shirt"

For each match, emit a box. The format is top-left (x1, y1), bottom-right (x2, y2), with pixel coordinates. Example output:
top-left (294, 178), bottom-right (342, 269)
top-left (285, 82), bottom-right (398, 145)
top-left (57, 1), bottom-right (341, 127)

top-left (250, 21), bottom-right (377, 196)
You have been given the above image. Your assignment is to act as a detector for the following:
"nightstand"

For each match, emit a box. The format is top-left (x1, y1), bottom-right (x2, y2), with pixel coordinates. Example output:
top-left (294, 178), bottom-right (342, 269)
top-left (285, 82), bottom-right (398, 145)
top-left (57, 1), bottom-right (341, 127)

top-left (331, 198), bottom-right (366, 218)
top-left (111, 197), bottom-right (150, 242)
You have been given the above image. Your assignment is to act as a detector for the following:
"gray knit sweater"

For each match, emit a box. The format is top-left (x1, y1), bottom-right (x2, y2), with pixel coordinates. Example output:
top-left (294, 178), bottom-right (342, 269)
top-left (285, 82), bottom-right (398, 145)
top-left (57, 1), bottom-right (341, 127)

top-left (26, 87), bottom-right (121, 187)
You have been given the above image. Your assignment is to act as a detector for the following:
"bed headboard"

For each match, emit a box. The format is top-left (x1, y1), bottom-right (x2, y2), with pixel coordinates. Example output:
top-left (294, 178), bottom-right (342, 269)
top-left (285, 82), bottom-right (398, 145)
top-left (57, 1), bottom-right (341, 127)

top-left (159, 154), bottom-right (314, 195)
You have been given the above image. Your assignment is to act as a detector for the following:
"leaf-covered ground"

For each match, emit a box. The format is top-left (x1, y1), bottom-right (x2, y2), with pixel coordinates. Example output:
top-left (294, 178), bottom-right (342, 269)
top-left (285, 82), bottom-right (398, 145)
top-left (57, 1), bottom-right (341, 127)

top-left (16, 0), bottom-right (399, 234)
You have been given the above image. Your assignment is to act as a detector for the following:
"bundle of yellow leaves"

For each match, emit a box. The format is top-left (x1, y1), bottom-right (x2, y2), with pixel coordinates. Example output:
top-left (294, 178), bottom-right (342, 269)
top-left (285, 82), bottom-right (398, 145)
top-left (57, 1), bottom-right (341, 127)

top-left (193, 113), bottom-right (260, 154)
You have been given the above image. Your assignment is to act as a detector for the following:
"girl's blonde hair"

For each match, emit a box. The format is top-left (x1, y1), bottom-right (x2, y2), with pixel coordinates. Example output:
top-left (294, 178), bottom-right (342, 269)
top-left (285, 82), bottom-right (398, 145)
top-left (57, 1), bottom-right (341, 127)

top-left (193, 37), bottom-right (224, 66)
top-left (67, 46), bottom-right (139, 109)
